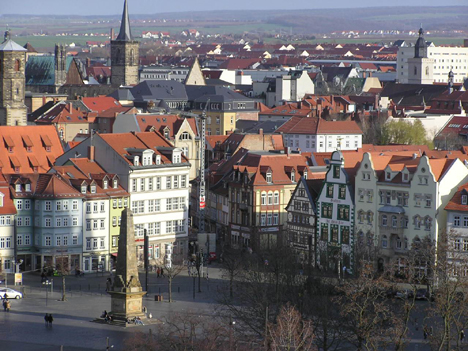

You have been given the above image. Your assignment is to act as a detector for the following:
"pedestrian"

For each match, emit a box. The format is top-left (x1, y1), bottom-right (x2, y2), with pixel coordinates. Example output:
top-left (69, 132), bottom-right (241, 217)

top-left (423, 329), bottom-right (427, 340)
top-left (48, 314), bottom-right (53, 326)
top-left (160, 268), bottom-right (164, 277)
top-left (44, 313), bottom-right (49, 326)
top-left (148, 313), bottom-right (152, 319)
top-left (461, 329), bottom-right (465, 343)
top-left (41, 272), bottom-right (46, 283)
top-left (106, 278), bottom-right (112, 292)
top-left (5, 301), bottom-right (10, 312)
top-left (157, 267), bottom-right (160, 278)
top-left (143, 306), bottom-right (147, 315)
top-left (2, 300), bottom-right (7, 312)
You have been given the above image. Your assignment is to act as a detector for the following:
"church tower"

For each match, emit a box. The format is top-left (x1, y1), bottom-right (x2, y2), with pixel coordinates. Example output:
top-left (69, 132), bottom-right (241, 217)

top-left (54, 44), bottom-right (67, 88)
top-left (0, 30), bottom-right (27, 126)
top-left (407, 26), bottom-right (434, 85)
top-left (111, 0), bottom-right (139, 87)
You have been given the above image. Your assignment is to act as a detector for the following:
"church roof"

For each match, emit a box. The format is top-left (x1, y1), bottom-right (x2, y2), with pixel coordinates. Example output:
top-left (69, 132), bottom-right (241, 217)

top-left (116, 0), bottom-right (133, 41)
top-left (25, 56), bottom-right (74, 86)
top-left (0, 39), bottom-right (27, 52)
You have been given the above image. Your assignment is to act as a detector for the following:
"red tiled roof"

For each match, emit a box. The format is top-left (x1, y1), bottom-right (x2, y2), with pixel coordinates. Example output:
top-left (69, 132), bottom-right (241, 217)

top-left (35, 102), bottom-right (89, 124)
top-left (446, 184), bottom-right (468, 212)
top-left (0, 174), bottom-right (17, 215)
top-left (0, 126), bottom-right (63, 174)
top-left (219, 58), bottom-right (260, 70)
top-left (81, 96), bottom-right (121, 113)
top-left (316, 119), bottom-right (362, 134)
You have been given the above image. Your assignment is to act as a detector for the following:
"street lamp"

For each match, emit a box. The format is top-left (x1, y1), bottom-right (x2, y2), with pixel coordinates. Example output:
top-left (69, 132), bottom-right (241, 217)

top-left (42, 279), bottom-right (52, 306)
top-left (229, 316), bottom-right (236, 351)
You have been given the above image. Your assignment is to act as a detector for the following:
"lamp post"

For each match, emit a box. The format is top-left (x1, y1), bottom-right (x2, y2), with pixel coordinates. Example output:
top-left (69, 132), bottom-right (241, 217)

top-left (229, 315), bottom-right (236, 351)
top-left (42, 279), bottom-right (52, 306)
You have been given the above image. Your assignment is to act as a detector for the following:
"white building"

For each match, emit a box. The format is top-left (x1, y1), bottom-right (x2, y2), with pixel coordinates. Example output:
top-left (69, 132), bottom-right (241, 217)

top-left (276, 117), bottom-right (363, 153)
top-left (354, 152), bottom-right (468, 271)
top-left (55, 131), bottom-right (191, 263)
top-left (275, 70), bottom-right (314, 105)
top-left (0, 175), bottom-right (16, 273)
top-left (139, 66), bottom-right (190, 83)
top-left (397, 28), bottom-right (468, 84)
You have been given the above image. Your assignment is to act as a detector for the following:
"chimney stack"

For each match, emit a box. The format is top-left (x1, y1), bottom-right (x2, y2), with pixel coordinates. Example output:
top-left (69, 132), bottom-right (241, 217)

top-left (88, 145), bottom-right (95, 162)
top-left (258, 128), bottom-right (263, 135)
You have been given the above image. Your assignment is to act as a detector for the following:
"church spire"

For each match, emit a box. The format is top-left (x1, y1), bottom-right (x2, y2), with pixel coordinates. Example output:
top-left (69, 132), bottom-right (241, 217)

top-left (116, 0), bottom-right (132, 41)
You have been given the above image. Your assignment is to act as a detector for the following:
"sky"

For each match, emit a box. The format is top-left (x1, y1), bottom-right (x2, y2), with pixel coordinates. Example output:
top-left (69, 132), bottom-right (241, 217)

top-left (1, 0), bottom-right (466, 16)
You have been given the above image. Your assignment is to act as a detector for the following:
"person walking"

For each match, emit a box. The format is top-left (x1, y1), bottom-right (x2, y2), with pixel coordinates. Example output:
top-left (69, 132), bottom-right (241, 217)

top-left (461, 329), bottom-right (465, 343)
top-left (160, 268), bottom-right (164, 277)
top-left (156, 267), bottom-right (160, 278)
top-left (44, 314), bottom-right (49, 326)
top-left (48, 314), bottom-right (54, 326)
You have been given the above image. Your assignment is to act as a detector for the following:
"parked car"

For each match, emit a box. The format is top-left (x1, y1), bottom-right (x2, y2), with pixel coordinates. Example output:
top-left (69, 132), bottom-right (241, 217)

top-left (395, 289), bottom-right (414, 299)
top-left (415, 288), bottom-right (430, 300)
top-left (0, 288), bottom-right (23, 299)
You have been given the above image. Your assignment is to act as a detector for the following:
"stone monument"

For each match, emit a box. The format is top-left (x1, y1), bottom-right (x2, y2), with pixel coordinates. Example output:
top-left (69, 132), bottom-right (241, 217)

top-left (108, 208), bottom-right (145, 320)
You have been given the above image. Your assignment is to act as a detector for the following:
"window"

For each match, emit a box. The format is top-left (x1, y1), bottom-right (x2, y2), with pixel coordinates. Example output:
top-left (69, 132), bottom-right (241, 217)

top-left (17, 235), bottom-right (23, 246)
top-left (358, 189), bottom-right (364, 202)
top-left (261, 192), bottom-right (267, 205)
top-left (56, 218), bottom-right (61, 227)
top-left (113, 179), bottom-right (118, 189)
top-left (464, 216), bottom-right (468, 228)
top-left (132, 179), bottom-right (137, 192)
top-left (45, 236), bottom-right (51, 246)
top-left (382, 215), bottom-right (388, 227)
top-left (86, 203), bottom-right (91, 213)
top-left (86, 220), bottom-right (91, 231)
top-left (81, 185), bottom-right (87, 194)
top-left (392, 215), bottom-right (398, 228)
top-left (414, 216), bottom-right (421, 229)
top-left (113, 216), bottom-right (117, 227)
top-left (24, 199), bottom-right (31, 210)
top-left (382, 235), bottom-right (388, 248)
top-left (274, 192), bottom-right (279, 205)
top-left (100, 238), bottom-right (105, 249)
top-left (155, 199), bottom-right (161, 212)
top-left (166, 198), bottom-right (172, 211)
top-left (90, 185), bottom-right (96, 194)
top-left (45, 201), bottom-right (51, 211)
top-left (73, 235), bottom-right (78, 245)
top-left (93, 202), bottom-right (98, 213)
top-left (181, 175), bottom-right (187, 188)
top-left (166, 176), bottom-right (172, 189)
top-left (45, 218), bottom-right (51, 227)
top-left (267, 193), bottom-right (273, 205)
top-left (72, 200), bottom-right (78, 211)
top-left (118, 198), bottom-right (123, 208)
top-left (260, 213), bottom-right (266, 226)
top-left (140, 178), bottom-right (145, 192)
top-left (396, 237), bottom-right (402, 249)
top-left (267, 213), bottom-right (272, 226)
top-left (100, 219), bottom-right (105, 229)
top-left (341, 227), bottom-right (350, 244)
top-left (322, 203), bottom-right (332, 218)
top-left (338, 205), bottom-right (349, 221)
top-left (425, 195), bottom-right (432, 208)
top-left (266, 172), bottom-right (272, 183)
top-left (25, 234), bottom-right (30, 245)
top-left (73, 217), bottom-right (78, 226)
top-left (331, 225), bottom-right (339, 242)
top-left (56, 236), bottom-right (61, 246)
top-left (326, 184), bottom-right (333, 198)
top-left (173, 176), bottom-right (179, 189)
top-left (367, 190), bottom-right (373, 202)
top-left (454, 216), bottom-right (461, 227)
top-left (113, 199), bottom-right (117, 209)
top-left (291, 171), bottom-right (296, 182)
top-left (273, 213), bottom-right (279, 225)
top-left (16, 217), bottom-right (23, 226)
top-left (166, 221), bottom-right (173, 233)
top-left (156, 177), bottom-right (161, 190)
top-left (100, 202), bottom-right (105, 212)
top-left (148, 200), bottom-right (154, 212)
top-left (321, 224), bottom-right (329, 241)
top-left (463, 195), bottom-right (468, 205)
top-left (56, 201), bottom-right (62, 211)
top-left (93, 220), bottom-right (98, 230)
top-left (112, 236), bottom-right (118, 247)
top-left (339, 185), bottom-right (346, 199)
top-left (63, 201), bottom-right (68, 211)
top-left (148, 178), bottom-right (153, 191)
top-left (63, 236), bottom-right (68, 246)
top-left (86, 238), bottom-right (91, 250)
top-left (333, 165), bottom-right (340, 178)
top-left (63, 218), bottom-right (68, 226)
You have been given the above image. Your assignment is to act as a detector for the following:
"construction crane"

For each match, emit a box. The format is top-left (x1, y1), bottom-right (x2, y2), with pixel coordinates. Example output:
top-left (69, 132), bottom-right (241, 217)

top-left (180, 99), bottom-right (210, 233)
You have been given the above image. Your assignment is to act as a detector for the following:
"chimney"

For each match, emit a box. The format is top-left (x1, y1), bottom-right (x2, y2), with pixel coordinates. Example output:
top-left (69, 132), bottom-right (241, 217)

top-left (86, 58), bottom-right (91, 68)
top-left (68, 102), bottom-right (73, 111)
top-left (362, 71), bottom-right (366, 79)
top-left (88, 145), bottom-right (95, 162)
top-left (110, 28), bottom-right (115, 41)
top-left (258, 128), bottom-right (263, 135)
top-left (285, 146), bottom-right (291, 156)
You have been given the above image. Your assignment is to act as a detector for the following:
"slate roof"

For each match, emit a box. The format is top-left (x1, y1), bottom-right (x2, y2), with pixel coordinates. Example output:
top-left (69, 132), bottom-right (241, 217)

top-left (130, 80), bottom-right (188, 102)
top-left (186, 85), bottom-right (252, 103)
top-left (25, 56), bottom-right (74, 86)
top-left (0, 39), bottom-right (27, 52)
top-left (116, 0), bottom-right (133, 41)
top-left (380, 82), bottom-right (448, 107)
top-left (109, 88), bottom-right (135, 101)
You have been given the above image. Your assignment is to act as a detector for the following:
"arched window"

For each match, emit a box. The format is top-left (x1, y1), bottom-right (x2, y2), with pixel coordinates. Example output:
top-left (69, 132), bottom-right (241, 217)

top-left (267, 192), bottom-right (273, 205)
top-left (273, 191), bottom-right (279, 205)
top-left (392, 215), bottom-right (397, 228)
top-left (59, 129), bottom-right (64, 140)
top-left (261, 192), bottom-right (266, 205)
top-left (179, 132), bottom-right (191, 140)
top-left (381, 215), bottom-right (388, 227)
top-left (14, 59), bottom-right (20, 72)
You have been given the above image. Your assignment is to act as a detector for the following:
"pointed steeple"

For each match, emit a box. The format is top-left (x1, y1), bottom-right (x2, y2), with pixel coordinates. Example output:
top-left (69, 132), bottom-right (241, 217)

top-left (116, 0), bottom-right (132, 41)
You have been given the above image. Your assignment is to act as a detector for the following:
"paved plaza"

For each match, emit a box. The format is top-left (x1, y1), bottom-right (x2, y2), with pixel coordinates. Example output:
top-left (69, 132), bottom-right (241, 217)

top-left (0, 264), bottom-right (225, 350)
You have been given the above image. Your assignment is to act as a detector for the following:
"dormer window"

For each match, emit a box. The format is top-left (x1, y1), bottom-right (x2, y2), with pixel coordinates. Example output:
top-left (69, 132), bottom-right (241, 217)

top-left (172, 151), bottom-right (182, 164)
top-left (463, 195), bottom-right (468, 205)
top-left (403, 173), bottom-right (409, 182)
top-left (164, 128), bottom-right (170, 139)
top-left (91, 185), bottom-right (97, 194)
top-left (25, 183), bottom-right (31, 192)
top-left (81, 185), bottom-right (87, 194)
top-left (386, 171), bottom-right (391, 180)
top-left (15, 184), bottom-right (22, 192)
top-left (103, 180), bottom-right (108, 189)
top-left (134, 156), bottom-right (140, 166)
top-left (291, 171), bottom-right (296, 182)
top-left (113, 179), bottom-right (118, 189)
top-left (155, 155), bottom-right (161, 165)
top-left (303, 171), bottom-right (308, 180)
top-left (266, 172), bottom-right (272, 183)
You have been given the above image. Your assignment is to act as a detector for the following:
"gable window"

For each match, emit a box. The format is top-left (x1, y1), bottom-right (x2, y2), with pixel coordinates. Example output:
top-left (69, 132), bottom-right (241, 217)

top-left (333, 165), bottom-right (340, 179)
top-left (266, 172), bottom-right (272, 183)
top-left (81, 185), bottom-right (87, 194)
top-left (103, 180), bottom-right (108, 189)
top-left (463, 195), bottom-right (468, 205)
top-left (339, 185), bottom-right (346, 200)
top-left (326, 184), bottom-right (333, 198)
top-left (291, 171), bottom-right (296, 182)
top-left (15, 184), bottom-right (22, 192)
top-left (113, 179), bottom-right (118, 189)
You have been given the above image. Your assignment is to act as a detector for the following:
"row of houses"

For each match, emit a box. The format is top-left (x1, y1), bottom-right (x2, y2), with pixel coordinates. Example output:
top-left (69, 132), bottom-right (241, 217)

top-left (0, 126), bottom-right (190, 274)
top-left (205, 143), bottom-right (468, 274)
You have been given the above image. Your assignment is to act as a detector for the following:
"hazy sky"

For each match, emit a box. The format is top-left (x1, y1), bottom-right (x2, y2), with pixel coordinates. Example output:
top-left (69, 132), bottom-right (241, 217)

top-left (1, 0), bottom-right (466, 16)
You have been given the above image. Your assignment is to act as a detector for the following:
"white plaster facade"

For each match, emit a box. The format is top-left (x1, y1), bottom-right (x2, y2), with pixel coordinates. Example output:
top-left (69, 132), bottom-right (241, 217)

top-left (397, 46), bottom-right (468, 84)
top-left (283, 133), bottom-right (362, 153)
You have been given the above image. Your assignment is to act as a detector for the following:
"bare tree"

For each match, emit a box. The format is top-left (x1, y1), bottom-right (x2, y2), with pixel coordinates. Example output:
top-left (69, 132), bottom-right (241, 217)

top-left (268, 304), bottom-right (316, 351)
top-left (163, 255), bottom-right (184, 303)
top-left (220, 246), bottom-right (245, 299)
top-left (56, 245), bottom-right (70, 302)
